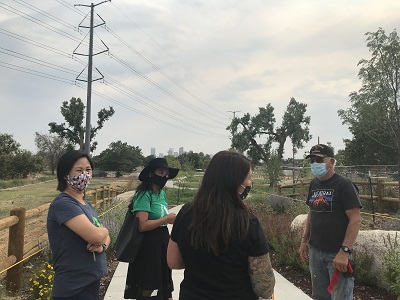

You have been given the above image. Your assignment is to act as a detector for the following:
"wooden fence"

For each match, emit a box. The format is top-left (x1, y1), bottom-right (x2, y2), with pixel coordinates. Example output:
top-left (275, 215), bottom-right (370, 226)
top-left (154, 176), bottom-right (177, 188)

top-left (277, 179), bottom-right (400, 212)
top-left (0, 185), bottom-right (122, 293)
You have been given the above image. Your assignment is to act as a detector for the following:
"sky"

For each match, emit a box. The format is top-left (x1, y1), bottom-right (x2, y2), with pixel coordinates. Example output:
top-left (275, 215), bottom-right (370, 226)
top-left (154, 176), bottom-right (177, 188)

top-left (1, 0), bottom-right (399, 159)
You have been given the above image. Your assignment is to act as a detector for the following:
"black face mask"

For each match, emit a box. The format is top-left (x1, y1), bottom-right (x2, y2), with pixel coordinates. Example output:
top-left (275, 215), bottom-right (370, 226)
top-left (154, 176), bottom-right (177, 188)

top-left (151, 173), bottom-right (168, 188)
top-left (240, 185), bottom-right (252, 200)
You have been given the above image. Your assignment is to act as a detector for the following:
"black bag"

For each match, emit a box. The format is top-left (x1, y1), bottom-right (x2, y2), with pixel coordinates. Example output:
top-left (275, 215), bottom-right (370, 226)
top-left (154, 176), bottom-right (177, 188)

top-left (114, 201), bottom-right (143, 263)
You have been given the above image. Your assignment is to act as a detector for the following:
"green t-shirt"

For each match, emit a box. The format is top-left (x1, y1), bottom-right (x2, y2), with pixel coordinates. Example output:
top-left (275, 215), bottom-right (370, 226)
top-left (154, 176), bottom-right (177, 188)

top-left (132, 190), bottom-right (169, 223)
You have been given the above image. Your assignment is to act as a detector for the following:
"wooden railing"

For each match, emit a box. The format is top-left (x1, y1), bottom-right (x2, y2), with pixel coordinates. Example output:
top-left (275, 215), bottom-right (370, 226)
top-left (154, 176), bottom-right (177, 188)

top-left (0, 185), bottom-right (123, 293)
top-left (277, 179), bottom-right (400, 212)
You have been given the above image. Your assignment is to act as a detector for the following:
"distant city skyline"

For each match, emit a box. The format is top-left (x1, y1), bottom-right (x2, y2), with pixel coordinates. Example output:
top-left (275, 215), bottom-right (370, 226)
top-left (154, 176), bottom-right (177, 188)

top-left (150, 146), bottom-right (186, 158)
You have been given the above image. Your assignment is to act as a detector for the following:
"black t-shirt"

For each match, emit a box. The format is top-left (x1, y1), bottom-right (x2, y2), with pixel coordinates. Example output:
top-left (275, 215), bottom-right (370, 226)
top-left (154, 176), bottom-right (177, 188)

top-left (171, 203), bottom-right (269, 300)
top-left (306, 173), bottom-right (361, 252)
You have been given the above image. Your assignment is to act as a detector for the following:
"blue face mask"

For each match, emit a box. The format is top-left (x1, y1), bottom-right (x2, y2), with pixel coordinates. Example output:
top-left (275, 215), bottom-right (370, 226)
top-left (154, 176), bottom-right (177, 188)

top-left (311, 163), bottom-right (328, 178)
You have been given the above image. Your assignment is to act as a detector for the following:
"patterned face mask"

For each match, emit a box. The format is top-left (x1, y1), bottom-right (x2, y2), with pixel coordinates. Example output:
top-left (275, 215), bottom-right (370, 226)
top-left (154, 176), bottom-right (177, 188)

top-left (67, 172), bottom-right (91, 191)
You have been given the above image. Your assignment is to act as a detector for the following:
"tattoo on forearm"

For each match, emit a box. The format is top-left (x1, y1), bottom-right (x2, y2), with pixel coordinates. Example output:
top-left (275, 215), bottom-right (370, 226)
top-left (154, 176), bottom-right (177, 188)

top-left (248, 253), bottom-right (275, 299)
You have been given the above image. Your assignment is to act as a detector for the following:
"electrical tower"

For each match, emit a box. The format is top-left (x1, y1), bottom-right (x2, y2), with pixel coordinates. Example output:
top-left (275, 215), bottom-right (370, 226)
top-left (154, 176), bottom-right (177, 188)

top-left (228, 110), bottom-right (241, 119)
top-left (74, 1), bottom-right (109, 155)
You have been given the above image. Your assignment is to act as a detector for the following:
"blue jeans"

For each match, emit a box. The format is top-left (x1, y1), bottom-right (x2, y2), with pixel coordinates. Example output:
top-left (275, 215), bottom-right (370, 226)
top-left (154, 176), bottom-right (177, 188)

top-left (309, 245), bottom-right (354, 300)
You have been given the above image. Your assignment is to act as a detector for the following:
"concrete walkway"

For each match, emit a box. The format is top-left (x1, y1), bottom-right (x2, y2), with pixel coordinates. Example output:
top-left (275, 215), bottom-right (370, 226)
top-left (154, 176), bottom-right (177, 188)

top-left (105, 205), bottom-right (312, 300)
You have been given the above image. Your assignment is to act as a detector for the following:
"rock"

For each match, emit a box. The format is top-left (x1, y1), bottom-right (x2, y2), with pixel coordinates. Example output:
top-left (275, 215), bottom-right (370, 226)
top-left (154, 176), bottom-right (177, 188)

top-left (353, 230), bottom-right (400, 288)
top-left (291, 214), bottom-right (307, 230)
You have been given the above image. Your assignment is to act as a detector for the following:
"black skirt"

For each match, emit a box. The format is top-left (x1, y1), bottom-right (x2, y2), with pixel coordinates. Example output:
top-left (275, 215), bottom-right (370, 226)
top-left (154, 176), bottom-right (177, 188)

top-left (124, 226), bottom-right (173, 300)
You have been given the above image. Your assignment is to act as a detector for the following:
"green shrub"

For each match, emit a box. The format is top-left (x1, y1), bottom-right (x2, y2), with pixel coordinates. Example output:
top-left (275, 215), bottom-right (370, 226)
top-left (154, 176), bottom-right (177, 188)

top-left (264, 195), bottom-right (294, 214)
top-left (383, 233), bottom-right (400, 299)
top-left (353, 247), bottom-right (377, 286)
top-left (251, 206), bottom-right (304, 270)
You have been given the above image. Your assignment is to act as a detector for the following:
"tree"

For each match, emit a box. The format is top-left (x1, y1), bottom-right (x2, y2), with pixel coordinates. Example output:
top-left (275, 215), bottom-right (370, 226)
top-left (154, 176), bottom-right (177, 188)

top-left (263, 151), bottom-right (283, 188)
top-left (226, 98), bottom-right (311, 164)
top-left (0, 133), bottom-right (20, 155)
top-left (95, 141), bottom-right (144, 174)
top-left (34, 132), bottom-right (70, 174)
top-left (280, 98), bottom-right (312, 159)
top-left (0, 133), bottom-right (43, 179)
top-left (48, 97), bottom-right (115, 152)
top-left (338, 28), bottom-right (400, 168)
top-left (176, 151), bottom-right (211, 170)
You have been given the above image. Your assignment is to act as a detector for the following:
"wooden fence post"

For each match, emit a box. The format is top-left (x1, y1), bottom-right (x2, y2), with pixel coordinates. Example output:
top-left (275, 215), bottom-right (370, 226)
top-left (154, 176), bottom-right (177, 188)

top-left (92, 188), bottom-right (98, 208)
top-left (101, 186), bottom-right (106, 202)
top-left (6, 207), bottom-right (26, 293)
top-left (377, 179), bottom-right (385, 213)
top-left (300, 181), bottom-right (306, 197)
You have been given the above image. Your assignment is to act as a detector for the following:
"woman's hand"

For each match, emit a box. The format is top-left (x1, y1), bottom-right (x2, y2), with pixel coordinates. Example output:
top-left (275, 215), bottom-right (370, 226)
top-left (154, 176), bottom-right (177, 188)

top-left (87, 243), bottom-right (104, 253)
top-left (165, 213), bottom-right (176, 224)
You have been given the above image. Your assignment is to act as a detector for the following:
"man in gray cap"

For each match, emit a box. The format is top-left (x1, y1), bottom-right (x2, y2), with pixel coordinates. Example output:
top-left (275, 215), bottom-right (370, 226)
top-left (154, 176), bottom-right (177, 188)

top-left (299, 144), bottom-right (361, 300)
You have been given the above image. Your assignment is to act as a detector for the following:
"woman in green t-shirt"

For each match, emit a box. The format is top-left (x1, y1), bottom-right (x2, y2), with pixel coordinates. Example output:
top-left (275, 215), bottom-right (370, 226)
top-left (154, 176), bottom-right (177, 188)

top-left (124, 158), bottom-right (179, 300)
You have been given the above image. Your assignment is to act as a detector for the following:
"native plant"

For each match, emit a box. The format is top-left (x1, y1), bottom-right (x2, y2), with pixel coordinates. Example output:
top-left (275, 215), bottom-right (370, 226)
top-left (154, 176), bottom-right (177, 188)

top-left (383, 233), bottom-right (400, 299)
top-left (29, 261), bottom-right (54, 300)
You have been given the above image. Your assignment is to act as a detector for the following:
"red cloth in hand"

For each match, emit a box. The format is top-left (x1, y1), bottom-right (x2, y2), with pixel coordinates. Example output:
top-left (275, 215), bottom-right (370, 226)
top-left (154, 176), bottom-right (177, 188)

top-left (327, 262), bottom-right (354, 294)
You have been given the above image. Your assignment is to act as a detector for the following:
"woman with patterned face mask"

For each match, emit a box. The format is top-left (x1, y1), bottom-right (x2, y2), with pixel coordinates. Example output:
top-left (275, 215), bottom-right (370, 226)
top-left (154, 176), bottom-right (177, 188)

top-left (47, 150), bottom-right (110, 300)
top-left (124, 157), bottom-right (179, 300)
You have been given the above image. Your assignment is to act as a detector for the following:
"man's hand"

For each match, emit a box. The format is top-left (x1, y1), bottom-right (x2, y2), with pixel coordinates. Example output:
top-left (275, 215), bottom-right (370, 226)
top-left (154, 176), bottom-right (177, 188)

top-left (299, 240), bottom-right (309, 262)
top-left (333, 250), bottom-right (349, 272)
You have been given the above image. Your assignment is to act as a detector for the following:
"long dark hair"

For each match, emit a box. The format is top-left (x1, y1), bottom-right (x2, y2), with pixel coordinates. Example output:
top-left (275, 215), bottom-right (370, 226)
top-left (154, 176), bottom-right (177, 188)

top-left (189, 150), bottom-right (251, 255)
top-left (135, 167), bottom-right (155, 198)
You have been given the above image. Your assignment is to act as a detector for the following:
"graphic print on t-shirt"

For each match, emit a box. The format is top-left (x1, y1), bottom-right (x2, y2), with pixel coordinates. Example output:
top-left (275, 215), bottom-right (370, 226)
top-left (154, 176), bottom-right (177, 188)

top-left (309, 189), bottom-right (334, 212)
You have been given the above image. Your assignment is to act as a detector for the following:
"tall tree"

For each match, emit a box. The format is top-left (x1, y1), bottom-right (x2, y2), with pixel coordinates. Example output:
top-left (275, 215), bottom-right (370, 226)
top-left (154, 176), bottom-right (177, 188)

top-left (226, 98), bottom-right (311, 164)
top-left (95, 141), bottom-right (144, 174)
top-left (338, 28), bottom-right (400, 168)
top-left (280, 98), bottom-right (312, 159)
top-left (34, 132), bottom-right (70, 174)
top-left (48, 97), bottom-right (115, 152)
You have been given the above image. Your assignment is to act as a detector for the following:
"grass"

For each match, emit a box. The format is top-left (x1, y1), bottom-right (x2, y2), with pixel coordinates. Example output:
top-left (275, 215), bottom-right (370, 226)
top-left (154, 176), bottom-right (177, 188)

top-left (0, 179), bottom-right (58, 219)
top-left (0, 177), bottom-right (133, 219)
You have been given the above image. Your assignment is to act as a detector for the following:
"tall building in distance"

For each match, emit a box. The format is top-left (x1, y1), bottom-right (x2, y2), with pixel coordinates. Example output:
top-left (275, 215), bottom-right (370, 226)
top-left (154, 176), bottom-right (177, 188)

top-left (150, 147), bottom-right (156, 156)
top-left (168, 148), bottom-right (174, 156)
top-left (179, 147), bottom-right (184, 155)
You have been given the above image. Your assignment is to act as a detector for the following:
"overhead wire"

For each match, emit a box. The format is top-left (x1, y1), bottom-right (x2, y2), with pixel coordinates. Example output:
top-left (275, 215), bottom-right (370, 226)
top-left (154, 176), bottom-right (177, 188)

top-left (0, 45), bottom-right (226, 138)
top-left (107, 52), bottom-right (227, 126)
top-left (104, 25), bottom-right (226, 121)
top-left (109, 1), bottom-right (228, 118)
top-left (103, 76), bottom-right (226, 131)
top-left (0, 1), bottom-right (230, 137)
top-left (2, 0), bottom-right (227, 128)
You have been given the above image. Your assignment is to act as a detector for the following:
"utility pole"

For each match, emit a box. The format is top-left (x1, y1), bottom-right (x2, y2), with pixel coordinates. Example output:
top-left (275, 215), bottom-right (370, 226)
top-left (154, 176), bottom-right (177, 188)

top-left (228, 110), bottom-right (241, 119)
top-left (74, 1), bottom-right (109, 155)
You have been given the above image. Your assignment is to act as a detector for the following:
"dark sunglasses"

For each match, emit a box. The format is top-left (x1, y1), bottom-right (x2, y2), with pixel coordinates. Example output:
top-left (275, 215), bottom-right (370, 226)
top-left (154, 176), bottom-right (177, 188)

top-left (310, 157), bottom-right (326, 164)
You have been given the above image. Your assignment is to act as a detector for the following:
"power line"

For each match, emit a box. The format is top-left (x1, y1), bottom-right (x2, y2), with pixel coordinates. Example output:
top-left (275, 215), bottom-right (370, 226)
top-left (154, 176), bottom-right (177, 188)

top-left (0, 2), bottom-right (230, 138)
top-left (109, 1), bottom-right (228, 118)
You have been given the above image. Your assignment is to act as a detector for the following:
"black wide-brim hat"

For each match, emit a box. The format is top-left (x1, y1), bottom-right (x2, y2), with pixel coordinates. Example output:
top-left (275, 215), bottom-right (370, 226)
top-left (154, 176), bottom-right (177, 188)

top-left (138, 158), bottom-right (180, 181)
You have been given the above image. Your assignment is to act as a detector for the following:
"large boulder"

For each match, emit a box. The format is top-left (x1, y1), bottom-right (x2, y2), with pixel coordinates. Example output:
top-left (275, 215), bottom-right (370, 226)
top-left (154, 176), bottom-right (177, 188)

top-left (291, 215), bottom-right (400, 288)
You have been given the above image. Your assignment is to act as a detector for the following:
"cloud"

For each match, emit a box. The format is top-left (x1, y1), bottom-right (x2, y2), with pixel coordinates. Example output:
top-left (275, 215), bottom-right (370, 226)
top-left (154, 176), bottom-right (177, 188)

top-left (1, 0), bottom-right (400, 159)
